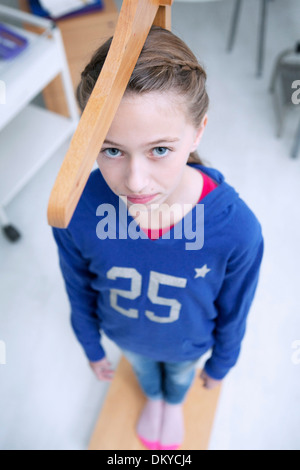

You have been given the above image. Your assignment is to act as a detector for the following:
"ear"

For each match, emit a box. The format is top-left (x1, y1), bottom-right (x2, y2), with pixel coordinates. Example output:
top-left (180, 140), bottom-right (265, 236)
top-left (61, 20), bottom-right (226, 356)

top-left (190, 114), bottom-right (208, 152)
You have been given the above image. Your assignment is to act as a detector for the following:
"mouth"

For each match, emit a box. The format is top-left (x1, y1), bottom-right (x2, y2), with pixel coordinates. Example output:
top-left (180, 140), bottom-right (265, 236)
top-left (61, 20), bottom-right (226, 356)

top-left (125, 194), bottom-right (158, 204)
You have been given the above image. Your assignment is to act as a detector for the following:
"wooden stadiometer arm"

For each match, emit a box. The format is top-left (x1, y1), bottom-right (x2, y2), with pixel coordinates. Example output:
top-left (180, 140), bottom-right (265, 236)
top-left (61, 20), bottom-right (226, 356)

top-left (47, 0), bottom-right (173, 228)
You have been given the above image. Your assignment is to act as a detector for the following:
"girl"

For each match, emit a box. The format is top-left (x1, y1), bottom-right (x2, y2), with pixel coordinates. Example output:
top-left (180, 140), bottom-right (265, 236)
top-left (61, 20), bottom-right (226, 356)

top-left (53, 27), bottom-right (263, 450)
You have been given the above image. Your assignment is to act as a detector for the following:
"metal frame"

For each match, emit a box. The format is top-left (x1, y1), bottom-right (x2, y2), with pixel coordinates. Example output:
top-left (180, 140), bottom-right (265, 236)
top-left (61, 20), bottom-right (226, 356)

top-left (227, 0), bottom-right (273, 77)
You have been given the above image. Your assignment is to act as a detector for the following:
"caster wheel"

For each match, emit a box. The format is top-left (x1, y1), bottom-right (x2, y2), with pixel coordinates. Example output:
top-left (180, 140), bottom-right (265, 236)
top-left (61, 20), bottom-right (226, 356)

top-left (2, 224), bottom-right (21, 242)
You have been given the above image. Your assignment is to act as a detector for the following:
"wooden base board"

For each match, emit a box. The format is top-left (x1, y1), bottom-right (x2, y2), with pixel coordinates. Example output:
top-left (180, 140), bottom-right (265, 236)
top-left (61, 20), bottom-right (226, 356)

top-left (88, 356), bottom-right (221, 451)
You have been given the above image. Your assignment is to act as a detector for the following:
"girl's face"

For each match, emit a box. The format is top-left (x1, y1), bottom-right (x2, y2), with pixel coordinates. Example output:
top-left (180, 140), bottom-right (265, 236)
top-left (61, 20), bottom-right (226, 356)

top-left (97, 91), bottom-right (207, 210)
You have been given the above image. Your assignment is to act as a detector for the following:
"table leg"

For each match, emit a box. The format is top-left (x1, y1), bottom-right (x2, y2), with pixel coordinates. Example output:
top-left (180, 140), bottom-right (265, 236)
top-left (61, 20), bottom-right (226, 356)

top-left (291, 117), bottom-right (300, 159)
top-left (227, 0), bottom-right (242, 52)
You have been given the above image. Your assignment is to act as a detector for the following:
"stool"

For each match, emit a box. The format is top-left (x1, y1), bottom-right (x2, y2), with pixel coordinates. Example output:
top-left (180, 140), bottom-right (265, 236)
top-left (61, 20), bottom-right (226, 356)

top-left (269, 42), bottom-right (300, 157)
top-left (291, 117), bottom-right (300, 159)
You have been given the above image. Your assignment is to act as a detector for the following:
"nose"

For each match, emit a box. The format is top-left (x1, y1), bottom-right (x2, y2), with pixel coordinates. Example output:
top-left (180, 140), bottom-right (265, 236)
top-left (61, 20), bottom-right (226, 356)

top-left (125, 156), bottom-right (149, 194)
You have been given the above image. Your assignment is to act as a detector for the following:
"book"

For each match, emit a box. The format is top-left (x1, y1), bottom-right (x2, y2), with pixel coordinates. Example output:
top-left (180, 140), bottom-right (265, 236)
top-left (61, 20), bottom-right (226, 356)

top-left (0, 23), bottom-right (28, 60)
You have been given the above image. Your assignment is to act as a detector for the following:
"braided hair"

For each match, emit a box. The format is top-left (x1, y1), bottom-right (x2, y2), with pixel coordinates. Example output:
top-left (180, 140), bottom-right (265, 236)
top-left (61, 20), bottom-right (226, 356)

top-left (77, 27), bottom-right (209, 164)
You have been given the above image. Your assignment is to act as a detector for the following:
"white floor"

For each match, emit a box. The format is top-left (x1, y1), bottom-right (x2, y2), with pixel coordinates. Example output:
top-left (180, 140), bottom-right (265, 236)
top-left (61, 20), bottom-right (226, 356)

top-left (1, 0), bottom-right (300, 450)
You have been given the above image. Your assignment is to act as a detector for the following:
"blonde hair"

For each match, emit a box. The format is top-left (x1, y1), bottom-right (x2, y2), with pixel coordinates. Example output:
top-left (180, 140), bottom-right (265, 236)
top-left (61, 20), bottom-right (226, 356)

top-left (77, 26), bottom-right (209, 164)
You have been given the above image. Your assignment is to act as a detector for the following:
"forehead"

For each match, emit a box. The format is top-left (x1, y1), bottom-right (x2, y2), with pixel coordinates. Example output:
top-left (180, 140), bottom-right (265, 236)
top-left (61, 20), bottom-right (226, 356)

top-left (123, 90), bottom-right (184, 111)
top-left (106, 91), bottom-right (192, 140)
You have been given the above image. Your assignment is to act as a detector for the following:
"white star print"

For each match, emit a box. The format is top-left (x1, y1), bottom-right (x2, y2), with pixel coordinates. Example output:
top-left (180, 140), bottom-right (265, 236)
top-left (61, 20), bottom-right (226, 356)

top-left (194, 264), bottom-right (211, 278)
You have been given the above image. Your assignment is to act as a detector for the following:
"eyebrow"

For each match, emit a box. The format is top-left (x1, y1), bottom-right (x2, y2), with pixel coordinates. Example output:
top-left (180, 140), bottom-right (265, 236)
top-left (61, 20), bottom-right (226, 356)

top-left (102, 137), bottom-right (180, 147)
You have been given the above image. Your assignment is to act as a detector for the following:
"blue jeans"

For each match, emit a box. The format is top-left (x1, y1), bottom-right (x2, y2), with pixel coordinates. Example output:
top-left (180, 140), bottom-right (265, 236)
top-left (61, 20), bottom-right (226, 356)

top-left (122, 349), bottom-right (199, 405)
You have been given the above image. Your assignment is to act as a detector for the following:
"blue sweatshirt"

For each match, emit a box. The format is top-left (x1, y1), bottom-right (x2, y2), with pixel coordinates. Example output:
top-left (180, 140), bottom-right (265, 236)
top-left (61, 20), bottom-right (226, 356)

top-left (52, 164), bottom-right (263, 380)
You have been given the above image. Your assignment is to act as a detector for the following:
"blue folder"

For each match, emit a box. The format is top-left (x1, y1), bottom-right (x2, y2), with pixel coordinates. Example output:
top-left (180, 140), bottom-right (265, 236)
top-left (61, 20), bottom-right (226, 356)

top-left (29, 0), bottom-right (104, 20)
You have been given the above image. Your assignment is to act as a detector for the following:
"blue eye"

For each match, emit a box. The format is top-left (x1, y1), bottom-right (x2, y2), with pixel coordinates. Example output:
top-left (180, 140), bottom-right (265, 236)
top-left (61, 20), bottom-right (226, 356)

top-left (152, 147), bottom-right (169, 157)
top-left (103, 148), bottom-right (121, 158)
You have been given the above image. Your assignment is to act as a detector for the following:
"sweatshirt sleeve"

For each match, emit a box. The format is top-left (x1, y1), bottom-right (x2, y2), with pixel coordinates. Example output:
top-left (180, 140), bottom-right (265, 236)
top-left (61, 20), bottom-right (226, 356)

top-left (204, 213), bottom-right (264, 381)
top-left (52, 227), bottom-right (105, 362)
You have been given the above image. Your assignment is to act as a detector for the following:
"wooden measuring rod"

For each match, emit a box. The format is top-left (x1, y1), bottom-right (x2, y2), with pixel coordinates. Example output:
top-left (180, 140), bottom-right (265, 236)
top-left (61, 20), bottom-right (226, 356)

top-left (47, 0), bottom-right (173, 228)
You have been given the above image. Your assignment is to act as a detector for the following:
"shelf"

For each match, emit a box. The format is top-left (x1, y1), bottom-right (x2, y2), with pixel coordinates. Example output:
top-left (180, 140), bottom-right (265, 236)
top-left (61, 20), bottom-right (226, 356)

top-left (0, 6), bottom-right (78, 239)
top-left (0, 104), bottom-right (76, 206)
